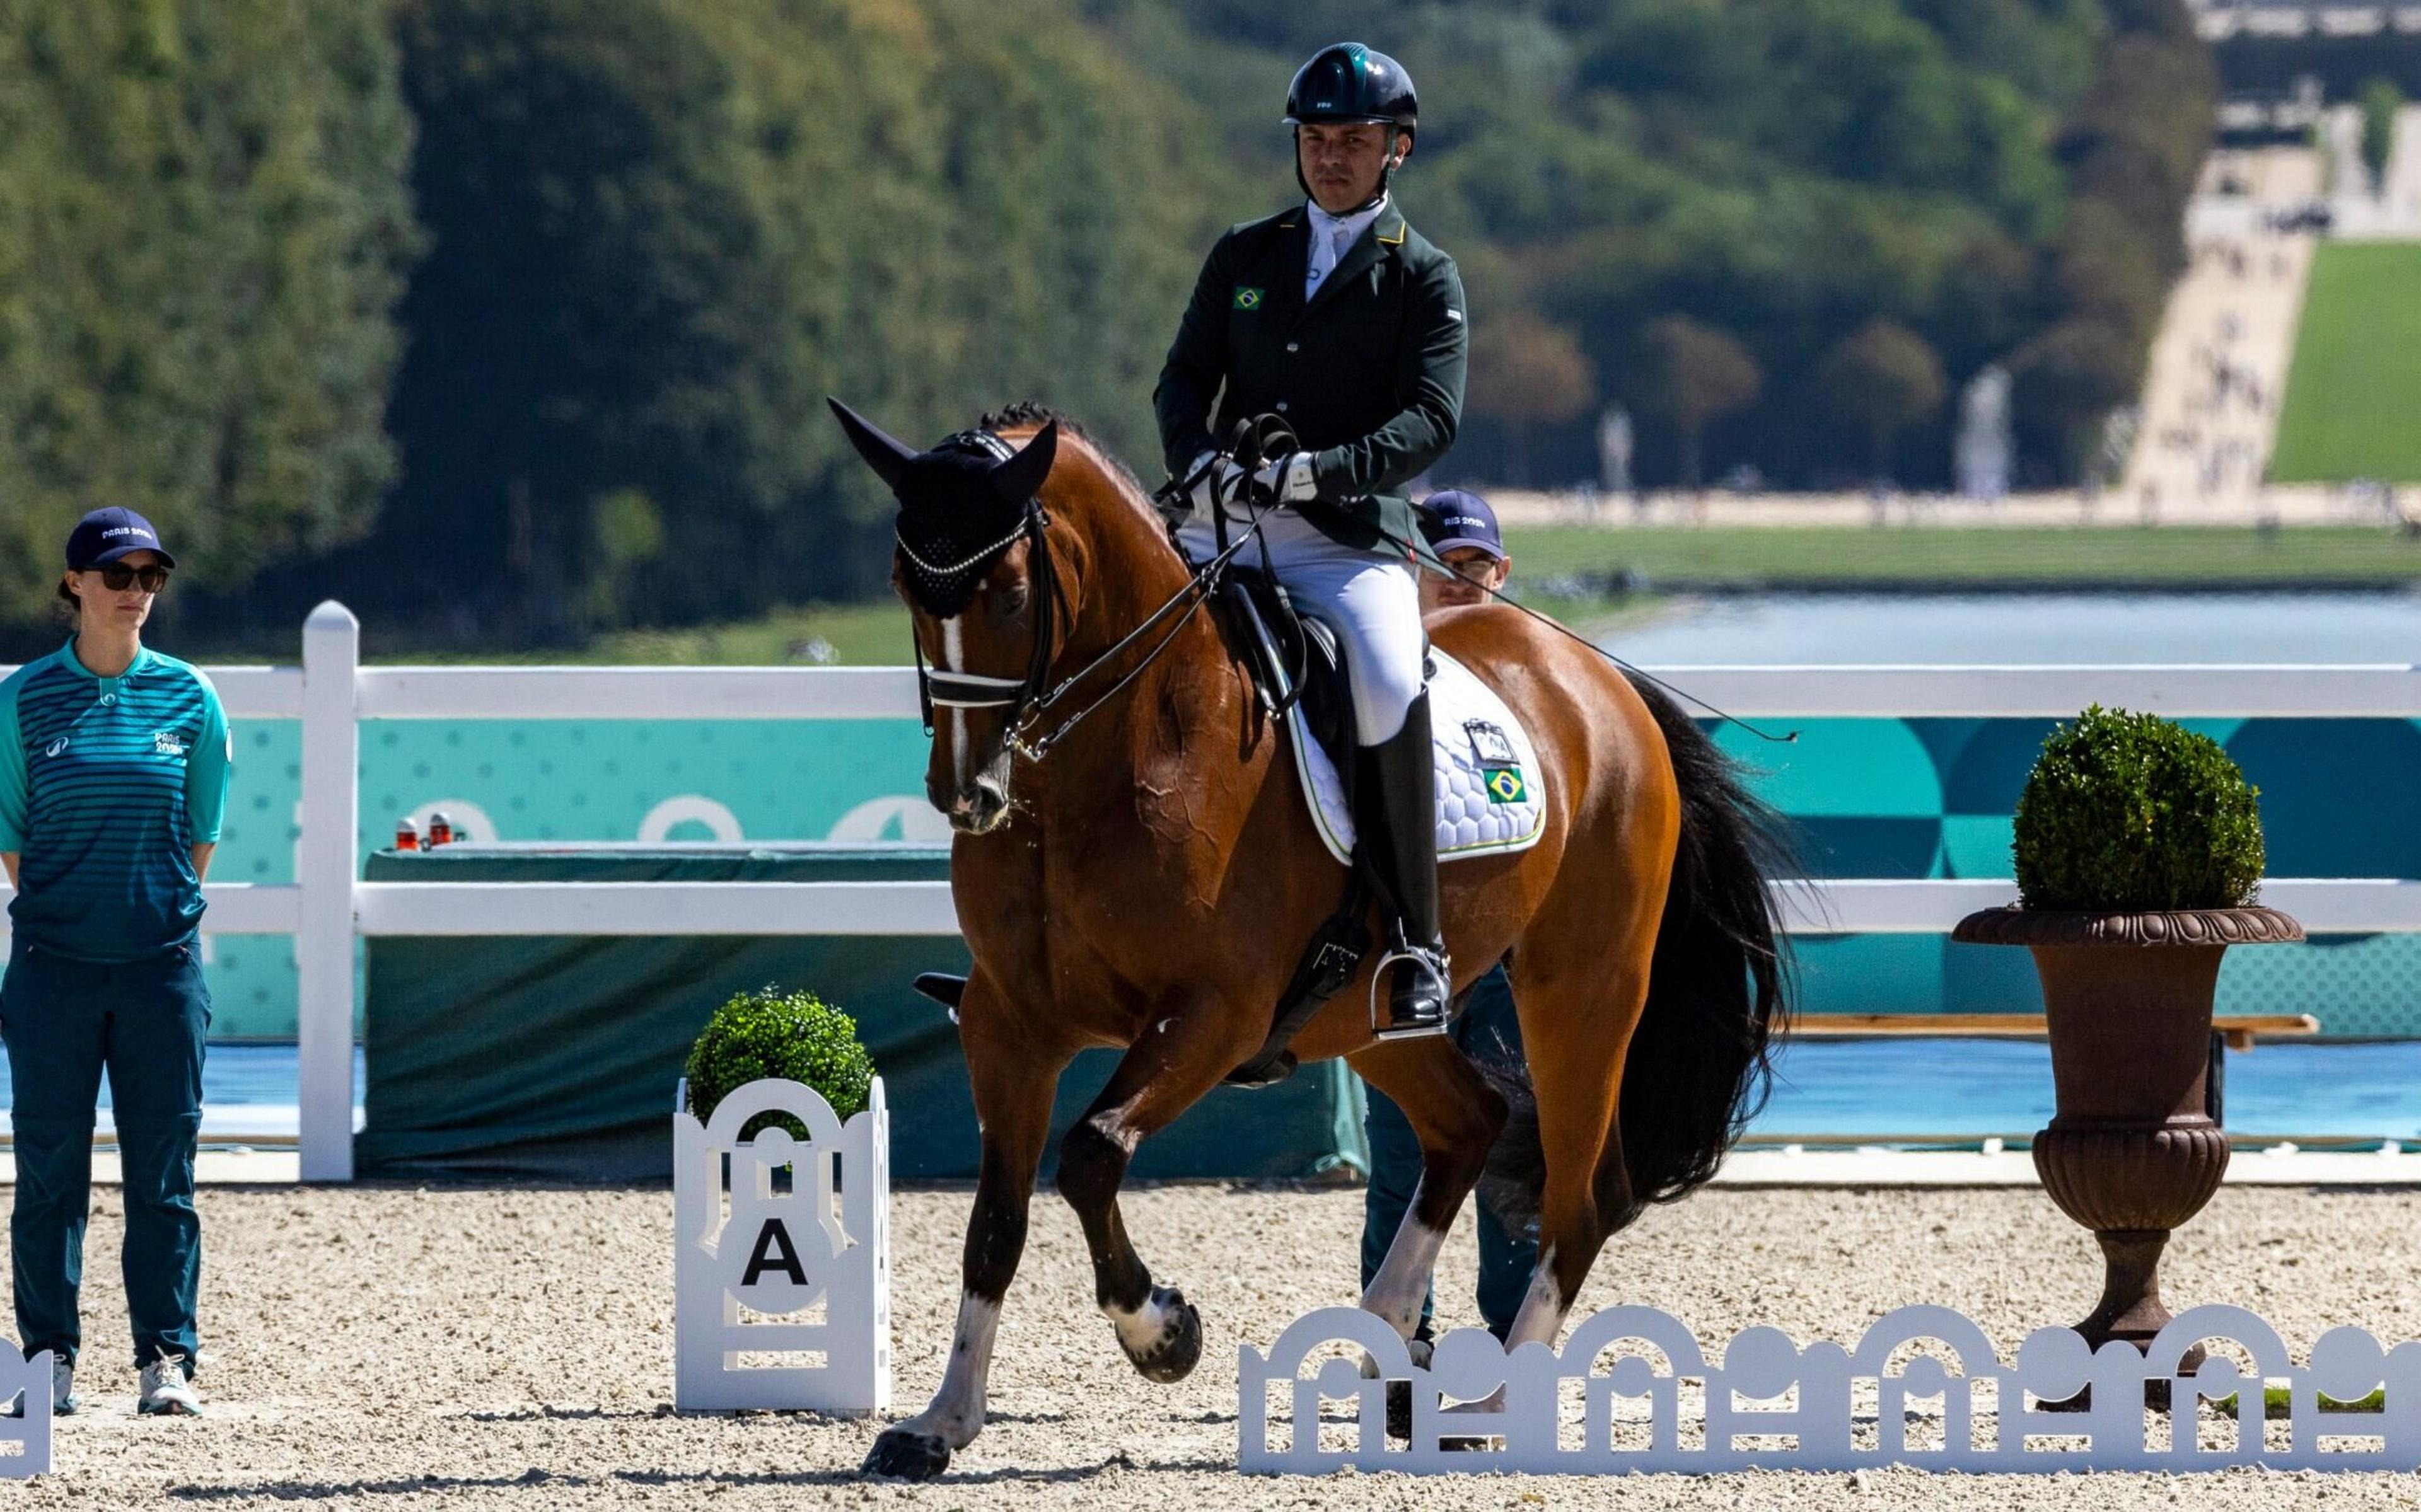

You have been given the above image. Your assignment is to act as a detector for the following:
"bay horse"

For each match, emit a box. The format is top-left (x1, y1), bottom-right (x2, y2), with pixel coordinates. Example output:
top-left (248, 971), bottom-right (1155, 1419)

top-left (831, 398), bottom-right (1786, 1479)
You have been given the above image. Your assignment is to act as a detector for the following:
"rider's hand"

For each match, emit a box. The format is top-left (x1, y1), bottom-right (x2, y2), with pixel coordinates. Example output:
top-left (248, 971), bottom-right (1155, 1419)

top-left (1166, 451), bottom-right (1220, 526)
top-left (1251, 451), bottom-right (1318, 507)
top-left (1170, 451), bottom-right (1254, 527)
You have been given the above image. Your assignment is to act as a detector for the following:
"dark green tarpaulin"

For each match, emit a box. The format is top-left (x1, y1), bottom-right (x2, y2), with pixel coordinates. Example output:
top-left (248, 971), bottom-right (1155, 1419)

top-left (357, 846), bottom-right (1366, 1180)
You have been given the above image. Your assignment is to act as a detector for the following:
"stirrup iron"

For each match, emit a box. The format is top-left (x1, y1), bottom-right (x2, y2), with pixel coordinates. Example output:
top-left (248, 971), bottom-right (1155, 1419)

top-left (1368, 942), bottom-right (1451, 1042)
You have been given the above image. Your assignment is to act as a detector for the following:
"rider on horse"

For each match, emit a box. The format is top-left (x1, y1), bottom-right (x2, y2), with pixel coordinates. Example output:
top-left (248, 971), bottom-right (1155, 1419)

top-left (1153, 41), bottom-right (1469, 1041)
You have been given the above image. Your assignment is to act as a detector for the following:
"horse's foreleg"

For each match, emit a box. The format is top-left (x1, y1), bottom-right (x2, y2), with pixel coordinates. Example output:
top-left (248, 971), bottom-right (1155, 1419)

top-left (1347, 1039), bottom-right (1506, 1345)
top-left (1055, 998), bottom-right (1255, 1383)
top-left (863, 1008), bottom-right (1068, 1481)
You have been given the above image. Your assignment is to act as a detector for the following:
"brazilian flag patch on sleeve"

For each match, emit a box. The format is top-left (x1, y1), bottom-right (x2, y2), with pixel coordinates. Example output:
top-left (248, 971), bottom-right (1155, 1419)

top-left (1233, 286), bottom-right (1264, 311)
top-left (1482, 766), bottom-right (1529, 805)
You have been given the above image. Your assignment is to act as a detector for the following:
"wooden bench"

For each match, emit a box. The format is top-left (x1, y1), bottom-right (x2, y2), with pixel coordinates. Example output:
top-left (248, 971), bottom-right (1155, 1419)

top-left (1792, 1013), bottom-right (2320, 1053)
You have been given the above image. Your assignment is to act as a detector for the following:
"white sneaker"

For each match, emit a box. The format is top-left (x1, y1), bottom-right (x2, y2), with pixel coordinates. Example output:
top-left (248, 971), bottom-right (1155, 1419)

top-left (136, 1358), bottom-right (200, 1417)
top-left (51, 1356), bottom-right (74, 1416)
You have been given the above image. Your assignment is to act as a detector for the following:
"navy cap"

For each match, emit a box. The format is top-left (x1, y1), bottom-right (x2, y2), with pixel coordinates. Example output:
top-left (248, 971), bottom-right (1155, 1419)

top-left (1418, 490), bottom-right (1503, 560)
top-left (66, 507), bottom-right (176, 571)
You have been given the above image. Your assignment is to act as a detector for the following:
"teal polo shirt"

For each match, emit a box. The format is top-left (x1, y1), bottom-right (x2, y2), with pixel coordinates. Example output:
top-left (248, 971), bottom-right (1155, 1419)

top-left (0, 641), bottom-right (231, 962)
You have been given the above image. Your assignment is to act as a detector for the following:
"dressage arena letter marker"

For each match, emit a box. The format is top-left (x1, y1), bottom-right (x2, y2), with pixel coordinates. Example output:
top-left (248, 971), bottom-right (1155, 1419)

top-left (673, 1077), bottom-right (890, 1413)
top-left (1240, 1305), bottom-right (2421, 1474)
top-left (0, 1346), bottom-right (50, 1477)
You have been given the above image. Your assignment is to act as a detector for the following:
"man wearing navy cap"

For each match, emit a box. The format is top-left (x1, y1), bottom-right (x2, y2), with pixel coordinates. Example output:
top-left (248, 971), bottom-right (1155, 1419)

top-left (1416, 488), bottom-right (1511, 611)
top-left (1357, 487), bottom-right (1536, 1348)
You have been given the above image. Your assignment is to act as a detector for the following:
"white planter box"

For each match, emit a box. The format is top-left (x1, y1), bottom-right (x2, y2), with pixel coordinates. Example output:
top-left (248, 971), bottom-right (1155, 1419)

top-left (673, 1075), bottom-right (890, 1413)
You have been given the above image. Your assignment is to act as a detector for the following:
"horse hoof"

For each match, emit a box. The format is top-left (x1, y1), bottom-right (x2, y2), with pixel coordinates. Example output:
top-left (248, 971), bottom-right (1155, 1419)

top-left (1122, 1287), bottom-right (1204, 1383)
top-left (1386, 1380), bottom-right (1413, 1441)
top-left (862, 1428), bottom-right (951, 1480)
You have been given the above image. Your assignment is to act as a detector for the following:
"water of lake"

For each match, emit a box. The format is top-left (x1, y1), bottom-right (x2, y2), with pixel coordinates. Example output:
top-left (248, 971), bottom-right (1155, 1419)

top-left (1604, 591), bottom-right (2421, 664)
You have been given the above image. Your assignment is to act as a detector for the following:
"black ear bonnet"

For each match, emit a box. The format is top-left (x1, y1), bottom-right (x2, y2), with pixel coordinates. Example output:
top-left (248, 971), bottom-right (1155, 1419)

top-left (828, 399), bottom-right (1057, 617)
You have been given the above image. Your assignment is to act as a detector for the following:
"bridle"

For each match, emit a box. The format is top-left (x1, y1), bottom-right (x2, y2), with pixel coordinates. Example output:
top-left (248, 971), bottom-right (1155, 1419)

top-left (901, 430), bottom-right (1069, 730)
top-left (903, 419), bottom-right (1287, 765)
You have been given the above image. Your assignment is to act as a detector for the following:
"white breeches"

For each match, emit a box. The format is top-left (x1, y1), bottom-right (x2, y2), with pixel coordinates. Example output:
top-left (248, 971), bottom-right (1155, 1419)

top-left (1179, 508), bottom-right (1425, 744)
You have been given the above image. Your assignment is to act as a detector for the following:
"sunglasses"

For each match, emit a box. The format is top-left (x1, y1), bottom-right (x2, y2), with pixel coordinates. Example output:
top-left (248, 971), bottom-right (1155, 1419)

top-left (85, 563), bottom-right (170, 593)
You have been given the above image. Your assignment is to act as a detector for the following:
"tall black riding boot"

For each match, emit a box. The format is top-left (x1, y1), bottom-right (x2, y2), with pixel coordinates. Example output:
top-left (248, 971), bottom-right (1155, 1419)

top-left (1362, 691), bottom-right (1451, 1040)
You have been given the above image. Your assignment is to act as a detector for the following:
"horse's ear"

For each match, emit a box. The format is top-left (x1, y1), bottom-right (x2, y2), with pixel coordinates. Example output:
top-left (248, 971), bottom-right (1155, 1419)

top-left (827, 397), bottom-right (919, 491)
top-left (990, 420), bottom-right (1057, 505)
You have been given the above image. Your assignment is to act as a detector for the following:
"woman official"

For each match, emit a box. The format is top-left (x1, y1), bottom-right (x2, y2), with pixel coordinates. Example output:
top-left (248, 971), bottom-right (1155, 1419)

top-left (0, 507), bottom-right (226, 1417)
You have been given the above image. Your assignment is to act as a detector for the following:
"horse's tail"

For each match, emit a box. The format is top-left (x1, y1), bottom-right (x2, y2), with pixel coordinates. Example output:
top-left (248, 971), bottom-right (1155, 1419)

top-left (1612, 671), bottom-right (1793, 1211)
top-left (1475, 671), bottom-right (1792, 1237)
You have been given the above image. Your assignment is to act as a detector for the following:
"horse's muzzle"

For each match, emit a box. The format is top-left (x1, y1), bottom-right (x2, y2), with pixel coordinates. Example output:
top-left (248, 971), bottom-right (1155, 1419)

top-left (937, 776), bottom-right (1011, 834)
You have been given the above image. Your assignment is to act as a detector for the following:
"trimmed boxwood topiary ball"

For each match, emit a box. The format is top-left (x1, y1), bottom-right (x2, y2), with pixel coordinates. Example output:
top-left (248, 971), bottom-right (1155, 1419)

top-left (2012, 705), bottom-right (2265, 911)
top-left (685, 986), bottom-right (876, 1140)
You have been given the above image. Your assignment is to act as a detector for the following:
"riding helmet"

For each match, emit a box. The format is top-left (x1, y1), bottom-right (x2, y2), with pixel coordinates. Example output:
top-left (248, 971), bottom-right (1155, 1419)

top-left (1283, 43), bottom-right (1417, 131)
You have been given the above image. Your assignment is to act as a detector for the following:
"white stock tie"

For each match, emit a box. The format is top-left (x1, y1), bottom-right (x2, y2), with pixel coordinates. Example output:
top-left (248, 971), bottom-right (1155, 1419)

top-left (1307, 222), bottom-right (1355, 302)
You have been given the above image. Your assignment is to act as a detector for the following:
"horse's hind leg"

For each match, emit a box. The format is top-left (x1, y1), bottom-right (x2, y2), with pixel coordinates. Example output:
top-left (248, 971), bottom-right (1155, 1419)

top-left (1346, 1037), bottom-right (1507, 1344)
top-left (1501, 928), bottom-right (1659, 1354)
top-left (1055, 996), bottom-right (1260, 1383)
top-left (864, 999), bottom-right (1071, 1480)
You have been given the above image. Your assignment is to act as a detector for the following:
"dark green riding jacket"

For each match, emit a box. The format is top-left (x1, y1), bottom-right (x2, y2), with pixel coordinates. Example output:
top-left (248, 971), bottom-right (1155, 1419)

top-left (1154, 201), bottom-right (1468, 555)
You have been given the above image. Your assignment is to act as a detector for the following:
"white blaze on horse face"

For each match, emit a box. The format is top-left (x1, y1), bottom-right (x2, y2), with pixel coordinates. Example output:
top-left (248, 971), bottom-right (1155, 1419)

top-left (897, 1289), bottom-right (1002, 1449)
top-left (939, 616), bottom-right (970, 788)
top-left (1359, 1207), bottom-right (1451, 1341)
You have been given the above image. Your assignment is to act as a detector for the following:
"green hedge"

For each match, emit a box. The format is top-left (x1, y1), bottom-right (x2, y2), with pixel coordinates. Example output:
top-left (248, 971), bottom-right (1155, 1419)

top-left (684, 986), bottom-right (876, 1140)
top-left (2013, 706), bottom-right (2265, 911)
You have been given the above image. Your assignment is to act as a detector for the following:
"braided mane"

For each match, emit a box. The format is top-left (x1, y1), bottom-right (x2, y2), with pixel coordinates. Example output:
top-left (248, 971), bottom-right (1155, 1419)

top-left (978, 401), bottom-right (1154, 512)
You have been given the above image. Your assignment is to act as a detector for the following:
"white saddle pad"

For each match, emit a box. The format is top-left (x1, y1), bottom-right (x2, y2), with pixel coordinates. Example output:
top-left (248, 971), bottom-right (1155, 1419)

top-left (1289, 648), bottom-right (1547, 867)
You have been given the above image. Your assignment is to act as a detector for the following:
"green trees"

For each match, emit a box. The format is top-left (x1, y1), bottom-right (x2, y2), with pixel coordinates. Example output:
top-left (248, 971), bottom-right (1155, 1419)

top-left (1467, 309), bottom-right (1595, 487)
top-left (0, 1), bottom-right (415, 642)
top-left (0, 0), bottom-right (2221, 642)
top-left (1635, 318), bottom-right (1762, 492)
top-left (2362, 78), bottom-right (2405, 197)
top-left (1168, 0), bottom-right (2203, 494)
top-left (1814, 320), bottom-right (1948, 486)
top-left (371, 0), bottom-right (1233, 638)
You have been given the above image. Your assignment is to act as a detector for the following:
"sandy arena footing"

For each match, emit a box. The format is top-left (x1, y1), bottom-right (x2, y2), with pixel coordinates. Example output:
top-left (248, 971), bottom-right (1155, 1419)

top-left (13, 1183), bottom-right (2421, 1508)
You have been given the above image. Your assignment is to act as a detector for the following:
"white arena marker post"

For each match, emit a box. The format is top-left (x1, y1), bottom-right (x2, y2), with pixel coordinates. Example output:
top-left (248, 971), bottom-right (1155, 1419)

top-left (674, 1077), bottom-right (890, 1413)
top-left (0, 1344), bottom-right (52, 1475)
top-left (297, 601), bottom-right (360, 1183)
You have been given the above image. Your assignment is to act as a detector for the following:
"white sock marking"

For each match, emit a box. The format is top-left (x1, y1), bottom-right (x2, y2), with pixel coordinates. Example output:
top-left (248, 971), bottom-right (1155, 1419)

top-left (1360, 1206), bottom-right (1451, 1340)
top-left (898, 1290), bottom-right (1002, 1448)
top-left (1502, 1244), bottom-right (1567, 1352)
top-left (1105, 1290), bottom-right (1180, 1358)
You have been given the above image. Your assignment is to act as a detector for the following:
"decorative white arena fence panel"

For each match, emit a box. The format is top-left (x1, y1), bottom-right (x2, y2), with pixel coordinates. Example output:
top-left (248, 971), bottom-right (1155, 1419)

top-left (1241, 1305), bottom-right (2421, 1475)
top-left (13, 602), bottom-right (2421, 1180)
top-left (673, 1076), bottom-right (890, 1413)
top-left (0, 1345), bottom-right (51, 1477)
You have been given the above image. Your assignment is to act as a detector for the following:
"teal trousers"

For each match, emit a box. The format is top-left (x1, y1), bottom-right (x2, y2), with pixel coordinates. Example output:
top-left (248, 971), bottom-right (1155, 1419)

top-left (0, 938), bottom-right (207, 1371)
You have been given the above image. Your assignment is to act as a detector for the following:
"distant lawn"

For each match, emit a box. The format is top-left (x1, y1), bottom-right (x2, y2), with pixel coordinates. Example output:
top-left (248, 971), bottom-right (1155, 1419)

top-left (2273, 242), bottom-right (2421, 483)
top-left (366, 601), bottom-right (917, 667)
top-left (1496, 524), bottom-right (2421, 587)
top-left (330, 524), bottom-right (2421, 666)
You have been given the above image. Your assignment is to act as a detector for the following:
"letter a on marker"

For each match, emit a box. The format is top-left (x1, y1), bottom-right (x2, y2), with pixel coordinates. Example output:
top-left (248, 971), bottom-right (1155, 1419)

top-left (742, 1218), bottom-right (808, 1288)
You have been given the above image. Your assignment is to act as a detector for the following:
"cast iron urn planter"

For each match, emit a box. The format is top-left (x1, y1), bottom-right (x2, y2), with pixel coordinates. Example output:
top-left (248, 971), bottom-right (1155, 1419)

top-left (1952, 904), bottom-right (2302, 1368)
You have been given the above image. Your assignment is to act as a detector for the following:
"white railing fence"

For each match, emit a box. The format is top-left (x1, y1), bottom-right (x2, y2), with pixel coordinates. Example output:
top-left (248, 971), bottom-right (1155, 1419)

top-left (8, 600), bottom-right (2421, 1180)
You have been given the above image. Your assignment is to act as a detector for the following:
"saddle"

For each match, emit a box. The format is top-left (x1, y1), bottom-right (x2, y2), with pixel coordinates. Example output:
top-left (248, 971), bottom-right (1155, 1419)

top-left (1214, 565), bottom-right (1359, 787)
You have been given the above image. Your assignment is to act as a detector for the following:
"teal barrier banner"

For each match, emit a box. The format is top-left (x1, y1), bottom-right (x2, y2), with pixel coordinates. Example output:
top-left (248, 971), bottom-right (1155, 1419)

top-left (204, 713), bottom-right (2421, 1039)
